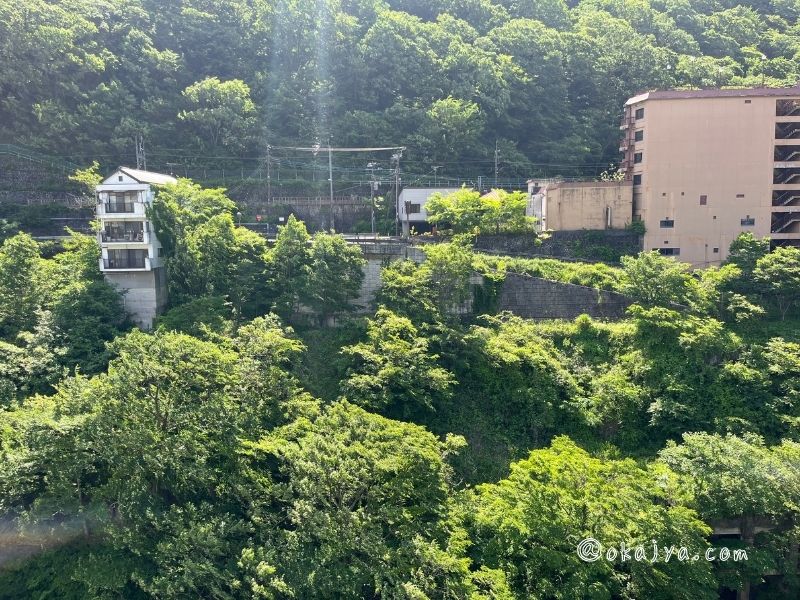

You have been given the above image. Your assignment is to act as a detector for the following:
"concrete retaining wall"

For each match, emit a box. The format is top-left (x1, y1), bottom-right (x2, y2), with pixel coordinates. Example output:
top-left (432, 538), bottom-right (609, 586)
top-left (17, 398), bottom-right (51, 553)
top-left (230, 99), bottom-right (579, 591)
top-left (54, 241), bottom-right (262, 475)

top-left (497, 273), bottom-right (633, 320)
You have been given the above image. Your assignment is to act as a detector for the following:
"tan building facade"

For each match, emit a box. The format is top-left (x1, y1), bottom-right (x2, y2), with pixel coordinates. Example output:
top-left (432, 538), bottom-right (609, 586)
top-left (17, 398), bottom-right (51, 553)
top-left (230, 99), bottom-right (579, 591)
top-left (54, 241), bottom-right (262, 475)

top-left (620, 86), bottom-right (800, 266)
top-left (528, 180), bottom-right (633, 232)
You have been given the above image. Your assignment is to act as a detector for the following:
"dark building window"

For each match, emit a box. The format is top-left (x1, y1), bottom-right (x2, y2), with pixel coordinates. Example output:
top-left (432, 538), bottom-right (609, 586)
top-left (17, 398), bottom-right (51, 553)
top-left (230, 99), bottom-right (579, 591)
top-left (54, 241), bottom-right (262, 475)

top-left (713, 247), bottom-right (719, 253)
top-left (700, 195), bottom-right (707, 205)
top-left (635, 107), bottom-right (645, 119)
top-left (741, 216), bottom-right (755, 226)
top-left (118, 175), bottom-right (123, 181)
top-left (633, 174), bottom-right (642, 185)
top-left (660, 219), bottom-right (675, 228)
top-left (634, 130), bottom-right (644, 142)
top-left (408, 203), bottom-right (421, 214)
top-left (736, 193), bottom-right (745, 198)
top-left (634, 152), bottom-right (643, 164)
top-left (658, 248), bottom-right (680, 256)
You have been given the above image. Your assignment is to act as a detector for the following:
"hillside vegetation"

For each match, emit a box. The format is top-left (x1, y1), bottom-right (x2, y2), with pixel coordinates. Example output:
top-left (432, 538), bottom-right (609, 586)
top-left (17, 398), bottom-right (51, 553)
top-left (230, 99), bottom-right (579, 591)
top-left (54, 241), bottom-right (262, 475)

top-left (1, 179), bottom-right (800, 597)
top-left (1, 0), bottom-right (799, 177)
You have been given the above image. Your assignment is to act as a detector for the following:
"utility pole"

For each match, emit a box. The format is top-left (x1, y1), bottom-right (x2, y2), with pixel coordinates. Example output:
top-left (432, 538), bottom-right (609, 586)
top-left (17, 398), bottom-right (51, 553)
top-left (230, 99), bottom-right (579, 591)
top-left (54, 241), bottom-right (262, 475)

top-left (433, 165), bottom-right (442, 186)
top-left (328, 138), bottom-right (335, 232)
top-left (266, 145), bottom-right (272, 203)
top-left (392, 151), bottom-right (402, 237)
top-left (135, 134), bottom-right (146, 171)
top-left (367, 162), bottom-right (377, 237)
top-left (494, 139), bottom-right (499, 188)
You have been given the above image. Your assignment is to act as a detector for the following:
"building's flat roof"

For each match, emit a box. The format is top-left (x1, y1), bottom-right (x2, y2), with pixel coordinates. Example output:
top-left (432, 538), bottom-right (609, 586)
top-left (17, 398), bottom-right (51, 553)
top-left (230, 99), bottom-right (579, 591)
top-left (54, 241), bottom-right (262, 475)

top-left (625, 85), bottom-right (800, 106)
top-left (548, 180), bottom-right (633, 190)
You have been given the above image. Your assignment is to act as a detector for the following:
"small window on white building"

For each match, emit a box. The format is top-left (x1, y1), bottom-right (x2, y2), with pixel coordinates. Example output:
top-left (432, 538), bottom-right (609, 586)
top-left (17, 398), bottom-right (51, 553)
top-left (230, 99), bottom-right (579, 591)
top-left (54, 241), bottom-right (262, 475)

top-left (741, 216), bottom-right (755, 226)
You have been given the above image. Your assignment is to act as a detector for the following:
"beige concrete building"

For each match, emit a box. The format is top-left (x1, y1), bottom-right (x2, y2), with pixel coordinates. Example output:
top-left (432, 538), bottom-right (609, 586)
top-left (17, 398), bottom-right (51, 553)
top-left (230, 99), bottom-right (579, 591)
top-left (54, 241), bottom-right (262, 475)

top-left (527, 179), bottom-right (633, 232)
top-left (620, 86), bottom-right (800, 266)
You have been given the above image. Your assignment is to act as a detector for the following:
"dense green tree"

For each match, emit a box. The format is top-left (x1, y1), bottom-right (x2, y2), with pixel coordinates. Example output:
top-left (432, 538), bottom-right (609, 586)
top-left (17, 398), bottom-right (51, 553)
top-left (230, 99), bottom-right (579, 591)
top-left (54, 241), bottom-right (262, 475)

top-left (469, 437), bottom-right (718, 600)
top-left (0, 233), bottom-right (42, 337)
top-left (179, 77), bottom-right (259, 154)
top-left (304, 232), bottom-right (367, 320)
top-left (264, 214), bottom-right (312, 319)
top-left (660, 433), bottom-right (800, 597)
top-left (753, 245), bottom-right (800, 320)
top-left (239, 401), bottom-right (498, 598)
top-left (620, 250), bottom-right (697, 307)
top-left (342, 307), bottom-right (455, 418)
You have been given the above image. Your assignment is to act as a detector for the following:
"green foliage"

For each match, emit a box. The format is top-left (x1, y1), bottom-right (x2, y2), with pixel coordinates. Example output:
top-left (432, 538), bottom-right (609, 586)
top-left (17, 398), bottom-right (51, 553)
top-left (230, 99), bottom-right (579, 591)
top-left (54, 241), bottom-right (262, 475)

top-left (1, 0), bottom-right (800, 177)
top-left (469, 437), bottom-right (717, 600)
top-left (426, 188), bottom-right (535, 234)
top-left (179, 77), bottom-right (258, 154)
top-left (0, 232), bottom-right (129, 402)
top-left (753, 245), bottom-right (800, 320)
top-left (474, 253), bottom-right (624, 291)
top-left (67, 161), bottom-right (102, 194)
top-left (620, 250), bottom-right (696, 307)
top-left (377, 241), bottom-right (476, 322)
top-left (264, 214), bottom-right (312, 319)
top-left (156, 295), bottom-right (234, 337)
top-left (342, 308), bottom-right (455, 419)
top-left (241, 401), bottom-right (486, 598)
top-left (304, 232), bottom-right (367, 318)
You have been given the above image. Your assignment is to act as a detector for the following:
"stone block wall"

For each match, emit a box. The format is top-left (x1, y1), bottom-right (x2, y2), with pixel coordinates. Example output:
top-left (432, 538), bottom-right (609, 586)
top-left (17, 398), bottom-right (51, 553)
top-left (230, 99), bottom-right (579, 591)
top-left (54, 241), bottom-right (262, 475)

top-left (497, 273), bottom-right (633, 320)
top-left (475, 230), bottom-right (642, 262)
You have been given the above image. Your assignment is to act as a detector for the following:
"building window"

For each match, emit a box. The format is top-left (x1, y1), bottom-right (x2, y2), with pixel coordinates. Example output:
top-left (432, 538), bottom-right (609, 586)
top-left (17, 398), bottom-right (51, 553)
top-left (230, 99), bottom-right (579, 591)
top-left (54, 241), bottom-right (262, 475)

top-left (634, 152), bottom-right (643, 164)
top-left (745, 100), bottom-right (752, 104)
top-left (118, 175), bottom-right (123, 182)
top-left (713, 247), bottom-right (719, 253)
top-left (741, 216), bottom-right (755, 226)
top-left (660, 219), bottom-right (675, 228)
top-left (633, 174), bottom-right (642, 185)
top-left (736, 194), bottom-right (745, 198)
top-left (700, 195), bottom-right (707, 205)
top-left (634, 130), bottom-right (644, 142)
top-left (408, 203), bottom-right (421, 214)
top-left (635, 107), bottom-right (645, 119)
top-left (658, 248), bottom-right (680, 256)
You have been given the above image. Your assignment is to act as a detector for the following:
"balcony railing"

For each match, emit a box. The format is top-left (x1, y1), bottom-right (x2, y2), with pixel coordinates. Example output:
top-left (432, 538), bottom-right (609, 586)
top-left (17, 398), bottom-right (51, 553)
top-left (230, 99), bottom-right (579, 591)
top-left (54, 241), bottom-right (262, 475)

top-left (776, 123), bottom-right (800, 139)
top-left (774, 168), bottom-right (800, 185)
top-left (103, 202), bottom-right (135, 213)
top-left (103, 256), bottom-right (147, 269)
top-left (777, 100), bottom-right (800, 117)
top-left (772, 212), bottom-right (800, 234)
top-left (775, 146), bottom-right (800, 162)
top-left (101, 230), bottom-right (146, 243)
top-left (773, 191), bottom-right (800, 206)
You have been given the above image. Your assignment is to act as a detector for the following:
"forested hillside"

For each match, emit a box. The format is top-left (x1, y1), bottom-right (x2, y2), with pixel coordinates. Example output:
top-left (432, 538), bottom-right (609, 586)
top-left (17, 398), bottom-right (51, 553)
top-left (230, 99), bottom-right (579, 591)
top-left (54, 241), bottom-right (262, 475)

top-left (2, 0), bottom-right (800, 178)
top-left (1, 178), bottom-right (800, 597)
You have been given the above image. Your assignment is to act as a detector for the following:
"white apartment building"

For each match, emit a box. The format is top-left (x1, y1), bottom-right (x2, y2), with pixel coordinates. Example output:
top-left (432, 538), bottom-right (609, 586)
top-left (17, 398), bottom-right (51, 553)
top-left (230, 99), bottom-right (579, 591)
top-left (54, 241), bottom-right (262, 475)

top-left (96, 167), bottom-right (175, 328)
